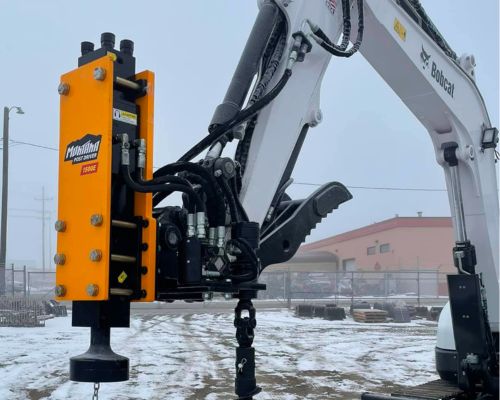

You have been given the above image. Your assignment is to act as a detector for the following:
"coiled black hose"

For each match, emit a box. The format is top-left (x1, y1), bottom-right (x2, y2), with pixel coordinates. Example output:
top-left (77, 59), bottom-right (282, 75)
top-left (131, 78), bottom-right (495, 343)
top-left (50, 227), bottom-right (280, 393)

top-left (315, 0), bottom-right (364, 58)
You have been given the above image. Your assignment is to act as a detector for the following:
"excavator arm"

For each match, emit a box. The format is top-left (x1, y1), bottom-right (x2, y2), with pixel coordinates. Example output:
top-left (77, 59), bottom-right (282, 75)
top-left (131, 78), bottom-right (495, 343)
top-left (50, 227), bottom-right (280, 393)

top-left (55, 0), bottom-right (498, 398)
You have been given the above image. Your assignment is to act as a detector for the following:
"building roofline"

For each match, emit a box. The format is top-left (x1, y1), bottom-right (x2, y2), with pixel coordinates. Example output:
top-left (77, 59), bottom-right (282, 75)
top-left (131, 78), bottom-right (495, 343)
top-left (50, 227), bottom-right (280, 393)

top-left (302, 216), bottom-right (452, 251)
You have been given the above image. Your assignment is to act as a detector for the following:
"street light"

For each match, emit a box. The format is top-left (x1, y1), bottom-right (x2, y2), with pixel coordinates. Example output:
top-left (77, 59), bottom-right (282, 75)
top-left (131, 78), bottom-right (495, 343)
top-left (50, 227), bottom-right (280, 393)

top-left (0, 105), bottom-right (25, 295)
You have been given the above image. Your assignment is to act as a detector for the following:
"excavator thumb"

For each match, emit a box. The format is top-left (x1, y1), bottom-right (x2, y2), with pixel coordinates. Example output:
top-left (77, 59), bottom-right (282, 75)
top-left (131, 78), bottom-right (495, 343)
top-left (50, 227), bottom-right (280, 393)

top-left (259, 182), bottom-right (352, 269)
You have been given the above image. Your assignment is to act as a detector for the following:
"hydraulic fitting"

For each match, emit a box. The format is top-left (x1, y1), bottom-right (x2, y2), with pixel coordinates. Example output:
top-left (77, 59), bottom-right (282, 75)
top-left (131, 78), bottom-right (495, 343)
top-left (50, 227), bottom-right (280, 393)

top-left (187, 213), bottom-right (196, 237)
top-left (196, 212), bottom-right (206, 239)
top-left (208, 227), bottom-right (216, 247)
top-left (216, 226), bottom-right (226, 249)
top-left (137, 138), bottom-right (146, 169)
top-left (120, 134), bottom-right (130, 166)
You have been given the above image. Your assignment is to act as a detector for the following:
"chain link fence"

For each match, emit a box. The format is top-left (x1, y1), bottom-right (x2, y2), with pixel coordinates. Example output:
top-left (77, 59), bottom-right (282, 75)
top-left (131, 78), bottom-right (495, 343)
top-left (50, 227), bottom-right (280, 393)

top-left (3, 265), bottom-right (55, 298)
top-left (258, 270), bottom-right (448, 306)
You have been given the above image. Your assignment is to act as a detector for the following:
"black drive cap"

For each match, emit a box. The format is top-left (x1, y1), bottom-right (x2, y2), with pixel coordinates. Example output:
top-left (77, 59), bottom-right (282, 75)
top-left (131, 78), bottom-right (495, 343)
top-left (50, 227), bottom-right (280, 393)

top-left (120, 39), bottom-right (134, 56)
top-left (101, 32), bottom-right (115, 50)
top-left (81, 41), bottom-right (94, 56)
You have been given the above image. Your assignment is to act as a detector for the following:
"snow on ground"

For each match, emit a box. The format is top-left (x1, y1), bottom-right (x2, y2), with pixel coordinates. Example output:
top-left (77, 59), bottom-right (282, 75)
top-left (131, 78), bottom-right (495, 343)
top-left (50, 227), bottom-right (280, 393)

top-left (0, 309), bottom-right (438, 400)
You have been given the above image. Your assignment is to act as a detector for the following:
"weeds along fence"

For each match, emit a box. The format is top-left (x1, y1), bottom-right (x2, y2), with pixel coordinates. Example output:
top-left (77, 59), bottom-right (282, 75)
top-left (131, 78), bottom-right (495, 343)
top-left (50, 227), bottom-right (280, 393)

top-left (258, 269), bottom-right (449, 306)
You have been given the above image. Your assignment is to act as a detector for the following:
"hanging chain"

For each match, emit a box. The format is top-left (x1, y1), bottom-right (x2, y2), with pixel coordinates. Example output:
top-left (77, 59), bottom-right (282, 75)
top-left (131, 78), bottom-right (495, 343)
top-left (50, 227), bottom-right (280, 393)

top-left (92, 382), bottom-right (100, 400)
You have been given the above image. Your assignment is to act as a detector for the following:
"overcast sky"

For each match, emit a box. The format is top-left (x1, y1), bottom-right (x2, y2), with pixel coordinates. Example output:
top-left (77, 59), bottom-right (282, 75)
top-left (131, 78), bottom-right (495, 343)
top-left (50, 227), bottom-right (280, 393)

top-left (0, 0), bottom-right (498, 269)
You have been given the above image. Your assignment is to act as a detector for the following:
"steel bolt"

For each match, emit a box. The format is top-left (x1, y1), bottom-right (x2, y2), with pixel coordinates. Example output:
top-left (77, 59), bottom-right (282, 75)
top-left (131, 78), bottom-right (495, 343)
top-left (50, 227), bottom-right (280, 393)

top-left (54, 220), bottom-right (67, 232)
top-left (86, 284), bottom-right (99, 297)
top-left (223, 161), bottom-right (235, 176)
top-left (58, 83), bottom-right (70, 95)
top-left (93, 67), bottom-right (106, 81)
top-left (54, 253), bottom-right (66, 265)
top-left (90, 214), bottom-right (103, 226)
top-left (89, 249), bottom-right (102, 262)
top-left (55, 285), bottom-right (66, 297)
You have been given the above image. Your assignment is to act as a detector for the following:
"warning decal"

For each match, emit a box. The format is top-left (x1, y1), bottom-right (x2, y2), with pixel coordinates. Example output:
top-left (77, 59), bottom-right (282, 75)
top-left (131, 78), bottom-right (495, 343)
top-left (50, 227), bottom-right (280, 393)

top-left (118, 271), bottom-right (128, 284)
top-left (113, 108), bottom-right (137, 126)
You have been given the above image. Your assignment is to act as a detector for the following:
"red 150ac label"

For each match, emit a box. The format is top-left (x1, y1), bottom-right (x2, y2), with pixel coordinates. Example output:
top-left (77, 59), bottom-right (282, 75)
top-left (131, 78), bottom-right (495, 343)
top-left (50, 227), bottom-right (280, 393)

top-left (80, 162), bottom-right (99, 176)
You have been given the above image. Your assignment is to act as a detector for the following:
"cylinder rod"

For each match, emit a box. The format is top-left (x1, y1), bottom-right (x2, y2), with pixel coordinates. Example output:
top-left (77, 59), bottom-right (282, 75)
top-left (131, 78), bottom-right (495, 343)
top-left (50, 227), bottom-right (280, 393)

top-left (111, 220), bottom-right (137, 229)
top-left (111, 254), bottom-right (136, 263)
top-left (115, 77), bottom-right (141, 91)
top-left (449, 166), bottom-right (467, 242)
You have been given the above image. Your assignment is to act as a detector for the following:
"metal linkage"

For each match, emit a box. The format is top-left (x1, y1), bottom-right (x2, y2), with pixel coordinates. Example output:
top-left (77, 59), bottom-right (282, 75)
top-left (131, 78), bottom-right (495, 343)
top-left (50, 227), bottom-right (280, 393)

top-left (234, 296), bottom-right (261, 399)
top-left (92, 382), bottom-right (100, 400)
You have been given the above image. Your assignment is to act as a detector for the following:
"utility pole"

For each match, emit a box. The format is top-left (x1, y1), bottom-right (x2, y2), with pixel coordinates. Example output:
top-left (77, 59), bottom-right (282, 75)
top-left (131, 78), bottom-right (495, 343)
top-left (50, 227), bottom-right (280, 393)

top-left (1, 106), bottom-right (24, 295)
top-left (35, 186), bottom-right (53, 272)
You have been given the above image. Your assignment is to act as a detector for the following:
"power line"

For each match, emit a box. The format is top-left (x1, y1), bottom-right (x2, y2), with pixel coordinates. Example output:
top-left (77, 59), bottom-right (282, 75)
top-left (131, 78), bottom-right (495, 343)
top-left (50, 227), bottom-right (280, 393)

top-left (9, 139), bottom-right (58, 152)
top-left (293, 182), bottom-right (447, 192)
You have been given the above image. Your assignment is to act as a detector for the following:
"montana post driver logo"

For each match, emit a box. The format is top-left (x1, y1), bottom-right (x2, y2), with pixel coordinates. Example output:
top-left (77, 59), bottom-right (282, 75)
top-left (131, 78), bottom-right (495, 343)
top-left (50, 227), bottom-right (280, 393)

top-left (420, 46), bottom-right (455, 98)
top-left (64, 134), bottom-right (102, 164)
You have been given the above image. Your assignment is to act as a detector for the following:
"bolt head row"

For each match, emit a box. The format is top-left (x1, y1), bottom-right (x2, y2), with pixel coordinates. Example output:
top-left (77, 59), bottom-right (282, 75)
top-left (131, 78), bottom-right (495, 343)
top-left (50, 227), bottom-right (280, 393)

top-left (55, 283), bottom-right (99, 297)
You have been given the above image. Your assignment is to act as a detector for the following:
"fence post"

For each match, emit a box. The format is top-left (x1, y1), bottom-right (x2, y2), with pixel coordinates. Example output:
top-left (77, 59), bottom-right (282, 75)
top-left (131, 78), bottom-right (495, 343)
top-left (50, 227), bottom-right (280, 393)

top-left (351, 271), bottom-right (354, 307)
top-left (436, 270), bottom-right (439, 299)
top-left (335, 272), bottom-right (338, 302)
top-left (286, 268), bottom-right (291, 309)
top-left (11, 263), bottom-right (14, 297)
top-left (417, 268), bottom-right (421, 307)
top-left (23, 265), bottom-right (27, 297)
top-left (27, 271), bottom-right (30, 296)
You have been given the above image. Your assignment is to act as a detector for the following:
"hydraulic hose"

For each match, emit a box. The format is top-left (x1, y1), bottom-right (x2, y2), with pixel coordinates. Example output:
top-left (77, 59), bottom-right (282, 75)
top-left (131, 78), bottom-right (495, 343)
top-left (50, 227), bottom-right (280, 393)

top-left (311, 0), bottom-right (364, 58)
top-left (178, 68), bottom-right (293, 162)
top-left (121, 165), bottom-right (205, 212)
top-left (317, 0), bottom-right (351, 50)
top-left (228, 238), bottom-right (259, 282)
top-left (218, 177), bottom-right (240, 222)
top-left (153, 162), bottom-right (226, 224)
top-left (138, 170), bottom-right (192, 188)
top-left (231, 176), bottom-right (249, 222)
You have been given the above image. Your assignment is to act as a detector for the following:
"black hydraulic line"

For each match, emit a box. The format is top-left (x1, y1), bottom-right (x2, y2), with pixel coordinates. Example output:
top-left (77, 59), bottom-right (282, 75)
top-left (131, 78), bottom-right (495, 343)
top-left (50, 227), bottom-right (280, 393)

top-left (338, 0), bottom-right (351, 50)
top-left (228, 238), bottom-right (259, 282)
top-left (137, 170), bottom-right (192, 188)
top-left (230, 176), bottom-right (249, 222)
top-left (209, 1), bottom-right (281, 129)
top-left (235, 32), bottom-right (287, 172)
top-left (218, 177), bottom-right (239, 222)
top-left (184, 173), bottom-right (222, 226)
top-left (179, 69), bottom-right (293, 163)
top-left (121, 165), bottom-right (205, 212)
top-left (317, 0), bottom-right (351, 50)
top-left (316, 0), bottom-right (364, 58)
top-left (153, 162), bottom-right (226, 224)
